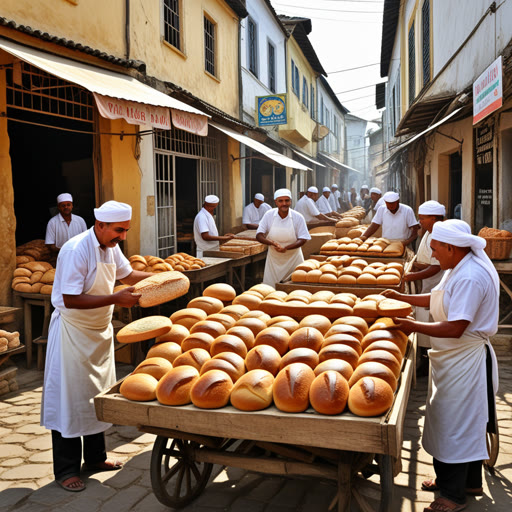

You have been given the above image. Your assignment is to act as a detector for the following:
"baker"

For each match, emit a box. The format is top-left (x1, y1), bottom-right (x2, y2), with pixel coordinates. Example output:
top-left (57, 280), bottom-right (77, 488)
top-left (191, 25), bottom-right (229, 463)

top-left (256, 188), bottom-right (311, 287)
top-left (41, 201), bottom-right (154, 492)
top-left (242, 193), bottom-right (271, 229)
top-left (360, 191), bottom-right (419, 246)
top-left (383, 219), bottom-right (499, 512)
top-left (295, 186), bottom-right (336, 224)
top-left (359, 185), bottom-right (371, 211)
top-left (403, 200), bottom-right (445, 374)
top-left (193, 195), bottom-right (235, 258)
top-left (316, 187), bottom-right (341, 217)
top-left (329, 184), bottom-right (341, 212)
top-left (45, 193), bottom-right (87, 253)
top-left (369, 187), bottom-right (384, 217)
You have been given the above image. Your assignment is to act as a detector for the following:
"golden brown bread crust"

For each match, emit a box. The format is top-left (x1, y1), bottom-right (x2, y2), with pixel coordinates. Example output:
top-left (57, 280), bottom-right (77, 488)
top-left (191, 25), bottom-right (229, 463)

top-left (133, 357), bottom-right (173, 380)
top-left (201, 352), bottom-right (245, 383)
top-left (173, 348), bottom-right (211, 371)
top-left (120, 374), bottom-right (158, 401)
top-left (361, 329), bottom-right (408, 356)
top-left (203, 283), bottom-right (237, 302)
top-left (348, 361), bottom-right (398, 391)
top-left (190, 369), bottom-right (233, 408)
top-left (190, 320), bottom-right (227, 338)
top-left (288, 327), bottom-right (324, 352)
top-left (279, 348), bottom-right (319, 371)
top-left (358, 350), bottom-right (401, 379)
top-left (318, 344), bottom-right (360, 370)
top-left (187, 296), bottom-right (224, 315)
top-left (362, 340), bottom-right (403, 363)
top-left (134, 271), bottom-right (190, 307)
top-left (180, 332), bottom-right (215, 352)
top-left (332, 316), bottom-right (369, 335)
top-left (156, 365), bottom-right (200, 405)
top-left (309, 371), bottom-right (350, 415)
top-left (272, 363), bottom-right (315, 413)
top-left (155, 324), bottom-right (189, 344)
top-left (321, 334), bottom-right (362, 356)
top-left (220, 304), bottom-right (250, 321)
top-left (348, 376), bottom-right (394, 417)
top-left (205, 313), bottom-right (237, 330)
top-left (226, 326), bottom-right (255, 351)
top-left (298, 315), bottom-right (331, 336)
top-left (230, 369), bottom-right (274, 411)
top-left (235, 317), bottom-right (268, 336)
top-left (117, 316), bottom-right (173, 343)
top-left (254, 327), bottom-right (290, 356)
top-left (170, 308), bottom-right (208, 329)
top-left (210, 334), bottom-right (248, 359)
top-left (147, 341), bottom-right (182, 364)
top-left (245, 345), bottom-right (282, 376)
top-left (314, 359), bottom-right (354, 381)
top-left (325, 324), bottom-right (363, 342)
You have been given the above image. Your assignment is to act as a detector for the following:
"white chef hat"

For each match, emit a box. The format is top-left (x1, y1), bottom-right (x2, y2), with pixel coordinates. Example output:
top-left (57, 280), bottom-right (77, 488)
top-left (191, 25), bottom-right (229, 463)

top-left (204, 194), bottom-right (219, 204)
top-left (432, 219), bottom-right (499, 297)
top-left (57, 193), bottom-right (73, 204)
top-left (361, 184), bottom-right (369, 189)
top-left (254, 193), bottom-right (264, 201)
top-left (418, 200), bottom-right (446, 216)
top-left (383, 191), bottom-right (400, 202)
top-left (94, 201), bottom-right (132, 222)
top-left (308, 186), bottom-right (318, 193)
top-left (274, 188), bottom-right (292, 200)
top-left (370, 187), bottom-right (382, 195)
top-left (331, 184), bottom-right (338, 189)
top-left (322, 186), bottom-right (330, 192)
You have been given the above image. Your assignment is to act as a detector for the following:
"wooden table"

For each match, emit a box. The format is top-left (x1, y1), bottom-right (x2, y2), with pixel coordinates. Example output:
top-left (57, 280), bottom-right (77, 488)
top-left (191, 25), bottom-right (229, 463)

top-left (12, 292), bottom-right (53, 369)
top-left (493, 259), bottom-right (512, 329)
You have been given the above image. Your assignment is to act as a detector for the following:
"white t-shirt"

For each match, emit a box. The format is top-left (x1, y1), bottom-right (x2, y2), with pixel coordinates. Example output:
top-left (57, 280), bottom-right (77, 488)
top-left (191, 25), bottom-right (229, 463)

top-left (51, 227), bottom-right (132, 311)
top-left (316, 195), bottom-right (332, 214)
top-left (257, 208), bottom-right (311, 241)
top-left (45, 213), bottom-right (87, 248)
top-left (242, 202), bottom-right (271, 225)
top-left (328, 193), bottom-right (338, 212)
top-left (372, 203), bottom-right (418, 240)
top-left (433, 253), bottom-right (498, 337)
top-left (194, 208), bottom-right (219, 253)
top-left (295, 195), bottom-right (320, 223)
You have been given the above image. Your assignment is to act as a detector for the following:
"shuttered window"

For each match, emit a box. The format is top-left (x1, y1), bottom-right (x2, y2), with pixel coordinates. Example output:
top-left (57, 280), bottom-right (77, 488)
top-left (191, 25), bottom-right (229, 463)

top-left (268, 42), bottom-right (276, 92)
top-left (408, 22), bottom-right (415, 106)
top-left (248, 18), bottom-right (258, 77)
top-left (163, 0), bottom-right (181, 50)
top-left (422, 0), bottom-right (431, 86)
top-left (204, 16), bottom-right (216, 76)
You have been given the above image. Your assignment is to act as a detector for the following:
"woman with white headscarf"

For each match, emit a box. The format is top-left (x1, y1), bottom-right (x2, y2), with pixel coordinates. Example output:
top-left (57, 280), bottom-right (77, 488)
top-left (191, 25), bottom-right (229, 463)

top-left (383, 219), bottom-right (499, 512)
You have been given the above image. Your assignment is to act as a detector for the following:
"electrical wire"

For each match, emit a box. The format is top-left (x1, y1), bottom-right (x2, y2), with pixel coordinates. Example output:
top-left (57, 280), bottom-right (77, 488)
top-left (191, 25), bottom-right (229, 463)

top-left (272, 3), bottom-right (383, 14)
top-left (327, 62), bottom-right (380, 74)
top-left (334, 81), bottom-right (387, 95)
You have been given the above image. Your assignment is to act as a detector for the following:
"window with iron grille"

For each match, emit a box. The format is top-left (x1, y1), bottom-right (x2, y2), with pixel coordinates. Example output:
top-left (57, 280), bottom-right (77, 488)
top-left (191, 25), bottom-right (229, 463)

top-left (302, 77), bottom-right (308, 108)
top-left (163, 0), bottom-right (181, 50)
top-left (422, 0), bottom-right (431, 86)
top-left (291, 60), bottom-right (300, 97)
top-left (391, 85), bottom-right (397, 134)
top-left (204, 16), bottom-right (216, 76)
top-left (333, 116), bottom-right (339, 153)
top-left (325, 108), bottom-right (331, 153)
top-left (247, 18), bottom-right (258, 77)
top-left (310, 84), bottom-right (315, 119)
top-left (408, 21), bottom-right (415, 106)
top-left (268, 41), bottom-right (276, 92)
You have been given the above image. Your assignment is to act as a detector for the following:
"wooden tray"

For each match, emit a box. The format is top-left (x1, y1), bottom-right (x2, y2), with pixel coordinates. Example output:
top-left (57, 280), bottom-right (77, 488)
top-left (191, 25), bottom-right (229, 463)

top-left (277, 281), bottom-right (404, 297)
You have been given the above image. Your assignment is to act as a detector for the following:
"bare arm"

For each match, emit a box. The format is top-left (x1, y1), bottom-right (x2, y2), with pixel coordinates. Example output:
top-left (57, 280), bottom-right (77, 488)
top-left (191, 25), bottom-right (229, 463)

top-left (257, 232), bottom-right (284, 251)
top-left (381, 289), bottom-right (431, 308)
top-left (392, 318), bottom-right (470, 338)
top-left (360, 222), bottom-right (380, 241)
top-left (314, 213), bottom-right (336, 223)
top-left (284, 239), bottom-right (308, 251)
top-left (244, 223), bottom-right (259, 230)
top-left (403, 265), bottom-right (441, 282)
top-left (403, 224), bottom-right (420, 247)
top-left (120, 270), bottom-right (154, 286)
top-left (63, 287), bottom-right (141, 309)
top-left (201, 232), bottom-right (235, 243)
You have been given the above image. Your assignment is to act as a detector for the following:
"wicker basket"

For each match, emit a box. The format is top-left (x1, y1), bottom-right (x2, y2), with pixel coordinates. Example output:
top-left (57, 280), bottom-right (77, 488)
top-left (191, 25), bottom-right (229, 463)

top-left (483, 237), bottom-right (512, 260)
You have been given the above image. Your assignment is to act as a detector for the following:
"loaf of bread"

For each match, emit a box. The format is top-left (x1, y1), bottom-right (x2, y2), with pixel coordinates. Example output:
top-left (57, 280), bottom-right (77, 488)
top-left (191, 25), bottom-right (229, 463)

top-left (245, 345), bottom-right (282, 376)
top-left (117, 316), bottom-right (173, 343)
top-left (181, 332), bottom-right (215, 352)
top-left (358, 350), bottom-right (401, 379)
top-left (348, 376), bottom-right (394, 416)
top-left (156, 365), bottom-right (200, 405)
top-left (232, 293), bottom-right (262, 310)
top-left (155, 324), bottom-right (189, 344)
top-left (273, 363), bottom-right (315, 413)
top-left (146, 341), bottom-right (182, 363)
top-left (173, 348), bottom-right (211, 371)
top-left (190, 369), bottom-right (233, 408)
top-left (240, 310), bottom-right (271, 323)
top-left (269, 319), bottom-right (300, 335)
top-left (235, 317), bottom-right (268, 336)
top-left (322, 334), bottom-right (362, 355)
top-left (309, 371), bottom-right (350, 415)
top-left (288, 327), bottom-right (324, 352)
top-left (318, 344), bottom-right (360, 370)
top-left (362, 340), bottom-right (403, 363)
top-left (205, 313), bottom-right (237, 330)
top-left (230, 369), bottom-right (274, 411)
top-left (348, 361), bottom-right (398, 392)
top-left (133, 357), bottom-right (173, 380)
top-left (187, 296), bottom-right (224, 315)
top-left (120, 373), bottom-right (158, 401)
top-left (254, 327), bottom-right (290, 356)
top-left (377, 299), bottom-right (412, 317)
top-left (220, 304), bottom-right (250, 321)
top-left (298, 315), bottom-right (331, 336)
top-left (325, 324), bottom-right (363, 342)
top-left (210, 334), bottom-right (248, 358)
top-left (248, 284), bottom-right (276, 297)
top-left (361, 329), bottom-right (408, 356)
top-left (201, 352), bottom-right (246, 383)
top-left (226, 326), bottom-right (255, 351)
top-left (314, 359), bottom-right (354, 381)
top-left (279, 347), bottom-right (319, 371)
top-left (203, 283), bottom-right (237, 302)
top-left (133, 271), bottom-right (190, 307)
top-left (170, 308), bottom-right (208, 329)
top-left (190, 320), bottom-right (227, 338)
top-left (333, 316), bottom-right (369, 335)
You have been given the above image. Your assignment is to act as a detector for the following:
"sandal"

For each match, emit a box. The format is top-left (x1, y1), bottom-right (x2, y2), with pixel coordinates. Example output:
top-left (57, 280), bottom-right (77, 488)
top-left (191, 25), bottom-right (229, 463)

top-left (424, 497), bottom-right (466, 512)
top-left (82, 459), bottom-right (123, 472)
top-left (421, 479), bottom-right (482, 496)
top-left (56, 476), bottom-right (86, 493)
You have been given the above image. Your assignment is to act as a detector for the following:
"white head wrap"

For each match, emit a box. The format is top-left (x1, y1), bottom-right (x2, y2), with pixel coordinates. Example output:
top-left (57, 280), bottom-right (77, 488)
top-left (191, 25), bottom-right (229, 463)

top-left (331, 184), bottom-right (338, 189)
top-left (383, 191), bottom-right (399, 202)
top-left (57, 193), bottom-right (73, 204)
top-left (254, 193), bottom-right (264, 201)
top-left (370, 187), bottom-right (382, 195)
top-left (418, 200), bottom-right (446, 216)
top-left (204, 194), bottom-right (219, 204)
top-left (322, 187), bottom-right (330, 193)
top-left (94, 201), bottom-right (132, 222)
top-left (274, 188), bottom-right (292, 200)
top-left (361, 185), bottom-right (369, 189)
top-left (432, 219), bottom-right (500, 297)
top-left (307, 186), bottom-right (318, 194)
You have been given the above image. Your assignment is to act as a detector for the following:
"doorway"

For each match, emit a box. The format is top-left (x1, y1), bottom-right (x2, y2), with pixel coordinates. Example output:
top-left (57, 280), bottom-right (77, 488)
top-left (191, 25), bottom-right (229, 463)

top-left (449, 151), bottom-right (462, 219)
top-left (175, 156), bottom-right (198, 252)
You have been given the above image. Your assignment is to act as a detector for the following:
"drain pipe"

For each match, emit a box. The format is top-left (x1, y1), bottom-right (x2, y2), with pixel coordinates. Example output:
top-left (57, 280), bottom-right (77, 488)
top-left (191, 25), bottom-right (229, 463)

top-left (125, 0), bottom-right (130, 59)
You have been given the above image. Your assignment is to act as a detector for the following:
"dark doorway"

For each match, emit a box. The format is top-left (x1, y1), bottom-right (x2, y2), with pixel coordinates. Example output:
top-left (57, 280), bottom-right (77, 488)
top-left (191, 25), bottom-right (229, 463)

top-left (175, 156), bottom-right (197, 251)
top-left (449, 151), bottom-right (462, 219)
top-left (245, 149), bottom-right (285, 206)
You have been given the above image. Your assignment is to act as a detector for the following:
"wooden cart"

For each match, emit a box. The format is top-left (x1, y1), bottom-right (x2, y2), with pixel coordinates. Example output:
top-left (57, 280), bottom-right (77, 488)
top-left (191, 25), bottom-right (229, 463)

top-left (95, 337), bottom-right (415, 512)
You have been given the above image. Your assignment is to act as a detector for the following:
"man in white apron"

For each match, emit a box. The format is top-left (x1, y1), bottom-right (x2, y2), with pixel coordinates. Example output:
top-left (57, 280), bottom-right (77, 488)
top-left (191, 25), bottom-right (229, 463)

top-left (193, 194), bottom-right (235, 258)
top-left (329, 184), bottom-right (341, 212)
top-left (316, 187), bottom-right (341, 218)
top-left (256, 188), bottom-right (311, 288)
top-left (242, 193), bottom-right (271, 229)
top-left (295, 186), bottom-right (336, 224)
top-left (403, 200), bottom-right (445, 374)
top-left (41, 201), bottom-right (153, 492)
top-left (384, 219), bottom-right (499, 512)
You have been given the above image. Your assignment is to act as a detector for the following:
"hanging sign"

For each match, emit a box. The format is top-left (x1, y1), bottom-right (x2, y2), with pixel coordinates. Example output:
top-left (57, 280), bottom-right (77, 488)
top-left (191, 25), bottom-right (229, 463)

top-left (171, 109), bottom-right (208, 136)
top-left (257, 94), bottom-right (287, 126)
top-left (93, 93), bottom-right (171, 129)
top-left (473, 56), bottom-right (502, 125)
top-left (473, 122), bottom-right (494, 232)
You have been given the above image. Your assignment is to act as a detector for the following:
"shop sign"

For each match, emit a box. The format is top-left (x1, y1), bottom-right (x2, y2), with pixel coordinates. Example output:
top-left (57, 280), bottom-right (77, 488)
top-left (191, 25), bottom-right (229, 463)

top-left (171, 109), bottom-right (208, 136)
top-left (473, 56), bottom-right (502, 125)
top-left (256, 94), bottom-right (287, 126)
top-left (94, 93), bottom-right (171, 129)
top-left (474, 122), bottom-right (494, 232)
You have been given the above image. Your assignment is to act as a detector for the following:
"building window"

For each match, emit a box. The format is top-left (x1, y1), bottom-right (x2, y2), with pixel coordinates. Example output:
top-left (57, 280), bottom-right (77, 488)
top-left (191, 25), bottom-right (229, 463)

top-left (310, 84), bottom-right (315, 118)
top-left (408, 21), bottom-right (415, 106)
top-left (163, 0), bottom-right (181, 50)
top-left (302, 77), bottom-right (308, 108)
top-left (325, 108), bottom-right (330, 152)
top-left (333, 116), bottom-right (339, 152)
top-left (247, 18), bottom-right (258, 77)
top-left (320, 96), bottom-right (324, 124)
top-left (391, 85), bottom-right (397, 134)
top-left (291, 60), bottom-right (300, 97)
top-left (204, 15), bottom-right (216, 76)
top-left (422, 0), bottom-right (431, 86)
top-left (268, 41), bottom-right (276, 92)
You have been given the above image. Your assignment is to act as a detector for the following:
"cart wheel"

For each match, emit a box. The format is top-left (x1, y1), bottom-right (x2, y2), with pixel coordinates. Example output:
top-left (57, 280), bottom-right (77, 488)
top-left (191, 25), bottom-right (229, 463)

top-left (150, 436), bottom-right (213, 508)
top-left (484, 430), bottom-right (499, 470)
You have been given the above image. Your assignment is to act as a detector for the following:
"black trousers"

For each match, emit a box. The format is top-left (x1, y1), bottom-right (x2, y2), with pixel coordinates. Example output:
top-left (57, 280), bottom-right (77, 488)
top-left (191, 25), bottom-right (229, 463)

top-left (51, 430), bottom-right (107, 480)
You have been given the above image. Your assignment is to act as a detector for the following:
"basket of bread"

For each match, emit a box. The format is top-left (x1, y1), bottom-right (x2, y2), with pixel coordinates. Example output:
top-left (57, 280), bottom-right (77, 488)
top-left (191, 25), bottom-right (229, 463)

top-left (320, 237), bottom-right (404, 257)
top-left (116, 283), bottom-right (412, 418)
top-left (478, 227), bottom-right (512, 260)
top-left (129, 253), bottom-right (206, 272)
top-left (12, 261), bottom-right (55, 295)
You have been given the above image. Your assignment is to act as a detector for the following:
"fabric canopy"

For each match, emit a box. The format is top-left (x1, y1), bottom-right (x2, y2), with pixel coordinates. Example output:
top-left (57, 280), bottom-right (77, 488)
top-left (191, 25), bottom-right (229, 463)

top-left (292, 149), bottom-right (325, 168)
top-left (320, 153), bottom-right (362, 174)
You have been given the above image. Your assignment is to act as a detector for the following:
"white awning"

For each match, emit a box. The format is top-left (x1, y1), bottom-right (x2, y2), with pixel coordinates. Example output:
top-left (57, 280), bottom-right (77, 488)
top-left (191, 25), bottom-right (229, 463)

top-left (0, 37), bottom-right (208, 117)
top-left (292, 149), bottom-right (326, 168)
top-left (210, 122), bottom-right (311, 171)
top-left (320, 153), bottom-right (362, 174)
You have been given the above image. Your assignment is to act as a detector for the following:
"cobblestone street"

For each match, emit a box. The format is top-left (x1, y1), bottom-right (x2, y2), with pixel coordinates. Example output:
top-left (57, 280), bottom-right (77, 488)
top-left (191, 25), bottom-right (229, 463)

top-left (1, 336), bottom-right (511, 512)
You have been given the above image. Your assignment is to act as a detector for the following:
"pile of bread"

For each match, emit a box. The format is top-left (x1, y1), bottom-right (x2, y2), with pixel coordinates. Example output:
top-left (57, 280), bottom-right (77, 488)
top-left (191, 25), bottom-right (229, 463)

top-left (12, 261), bottom-right (55, 294)
top-left (291, 257), bottom-right (403, 286)
top-left (320, 237), bottom-right (404, 257)
top-left (0, 329), bottom-right (20, 353)
top-left (129, 253), bottom-right (206, 273)
top-left (478, 227), bottom-right (512, 238)
top-left (220, 239), bottom-right (266, 255)
top-left (334, 207), bottom-right (367, 228)
top-left (16, 239), bottom-right (52, 264)
top-left (117, 283), bottom-right (410, 417)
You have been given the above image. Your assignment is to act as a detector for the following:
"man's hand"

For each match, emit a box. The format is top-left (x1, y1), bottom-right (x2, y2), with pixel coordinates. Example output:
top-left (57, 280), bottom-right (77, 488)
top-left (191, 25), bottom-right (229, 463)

top-left (273, 242), bottom-right (286, 253)
top-left (391, 317), bottom-right (417, 336)
top-left (381, 289), bottom-right (402, 300)
top-left (113, 287), bottom-right (141, 308)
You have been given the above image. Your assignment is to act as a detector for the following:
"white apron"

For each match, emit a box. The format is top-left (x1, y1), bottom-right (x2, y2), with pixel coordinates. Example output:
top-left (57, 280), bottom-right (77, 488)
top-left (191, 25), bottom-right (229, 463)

top-left (41, 247), bottom-right (117, 437)
top-left (422, 284), bottom-right (499, 463)
top-left (262, 213), bottom-right (304, 288)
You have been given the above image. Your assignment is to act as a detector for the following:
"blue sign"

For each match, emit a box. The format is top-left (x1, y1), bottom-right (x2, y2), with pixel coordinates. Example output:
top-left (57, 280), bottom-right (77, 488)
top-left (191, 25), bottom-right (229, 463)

top-left (257, 94), bottom-right (287, 126)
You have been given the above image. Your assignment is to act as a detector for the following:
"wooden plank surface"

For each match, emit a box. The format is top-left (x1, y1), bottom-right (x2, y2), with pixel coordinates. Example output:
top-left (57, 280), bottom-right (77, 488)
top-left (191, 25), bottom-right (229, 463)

top-left (276, 281), bottom-right (401, 298)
